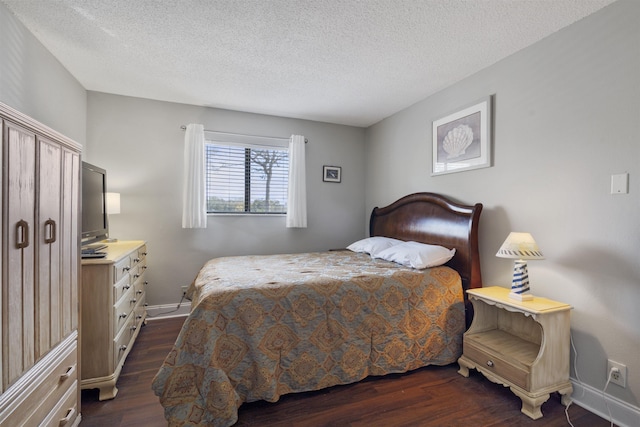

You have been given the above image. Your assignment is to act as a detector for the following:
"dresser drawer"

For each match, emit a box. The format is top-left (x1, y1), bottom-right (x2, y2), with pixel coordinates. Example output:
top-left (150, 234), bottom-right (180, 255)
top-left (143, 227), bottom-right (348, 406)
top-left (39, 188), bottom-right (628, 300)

top-left (113, 273), bottom-right (132, 301)
top-left (133, 270), bottom-right (146, 298)
top-left (114, 285), bottom-right (135, 333)
top-left (130, 264), bottom-right (142, 284)
top-left (134, 301), bottom-right (146, 328)
top-left (113, 256), bottom-right (133, 283)
top-left (136, 245), bottom-right (148, 263)
top-left (113, 315), bottom-right (136, 367)
top-left (464, 340), bottom-right (529, 390)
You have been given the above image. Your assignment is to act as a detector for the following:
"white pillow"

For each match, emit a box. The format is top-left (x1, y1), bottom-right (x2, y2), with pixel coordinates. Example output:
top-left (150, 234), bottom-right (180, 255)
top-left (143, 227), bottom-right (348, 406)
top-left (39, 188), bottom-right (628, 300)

top-left (375, 241), bottom-right (455, 269)
top-left (346, 236), bottom-right (403, 257)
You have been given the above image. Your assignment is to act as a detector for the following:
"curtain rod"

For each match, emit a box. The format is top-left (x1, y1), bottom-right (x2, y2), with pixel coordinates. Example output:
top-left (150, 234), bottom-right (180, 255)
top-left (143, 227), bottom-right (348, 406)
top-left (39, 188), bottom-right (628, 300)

top-left (180, 125), bottom-right (308, 143)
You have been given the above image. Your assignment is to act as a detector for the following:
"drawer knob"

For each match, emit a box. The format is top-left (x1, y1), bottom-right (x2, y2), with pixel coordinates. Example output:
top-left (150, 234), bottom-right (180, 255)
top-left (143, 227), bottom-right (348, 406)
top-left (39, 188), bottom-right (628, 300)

top-left (134, 274), bottom-right (140, 279)
top-left (60, 365), bottom-right (76, 381)
top-left (136, 290), bottom-right (143, 295)
top-left (119, 345), bottom-right (127, 352)
top-left (130, 298), bottom-right (137, 304)
top-left (486, 360), bottom-right (494, 368)
top-left (134, 257), bottom-right (140, 263)
top-left (119, 313), bottom-right (127, 319)
top-left (123, 266), bottom-right (131, 272)
top-left (124, 285), bottom-right (131, 290)
top-left (59, 408), bottom-right (76, 426)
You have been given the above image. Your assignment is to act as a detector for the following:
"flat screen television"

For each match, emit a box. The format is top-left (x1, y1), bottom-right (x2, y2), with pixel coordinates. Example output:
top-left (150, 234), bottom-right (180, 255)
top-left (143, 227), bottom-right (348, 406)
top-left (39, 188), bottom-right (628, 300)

top-left (81, 161), bottom-right (109, 246)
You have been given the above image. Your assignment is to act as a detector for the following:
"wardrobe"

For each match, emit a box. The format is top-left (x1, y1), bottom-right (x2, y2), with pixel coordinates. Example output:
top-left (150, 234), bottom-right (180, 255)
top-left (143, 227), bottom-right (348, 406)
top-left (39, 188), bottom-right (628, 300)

top-left (0, 102), bottom-right (81, 426)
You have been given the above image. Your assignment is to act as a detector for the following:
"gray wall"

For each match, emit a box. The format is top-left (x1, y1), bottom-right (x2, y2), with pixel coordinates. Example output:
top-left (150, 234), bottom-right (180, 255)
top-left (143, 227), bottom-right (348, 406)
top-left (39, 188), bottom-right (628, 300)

top-left (86, 92), bottom-right (366, 306)
top-left (0, 1), bottom-right (86, 144)
top-left (365, 0), bottom-right (639, 413)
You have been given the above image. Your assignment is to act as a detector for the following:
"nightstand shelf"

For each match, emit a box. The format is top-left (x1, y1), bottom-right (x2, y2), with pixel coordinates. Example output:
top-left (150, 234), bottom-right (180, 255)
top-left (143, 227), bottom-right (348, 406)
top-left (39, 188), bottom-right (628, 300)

top-left (458, 286), bottom-right (573, 420)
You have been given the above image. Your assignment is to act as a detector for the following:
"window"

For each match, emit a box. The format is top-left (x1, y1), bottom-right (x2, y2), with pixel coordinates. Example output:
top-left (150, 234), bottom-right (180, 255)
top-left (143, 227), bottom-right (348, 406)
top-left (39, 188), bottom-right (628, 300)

top-left (205, 142), bottom-right (289, 214)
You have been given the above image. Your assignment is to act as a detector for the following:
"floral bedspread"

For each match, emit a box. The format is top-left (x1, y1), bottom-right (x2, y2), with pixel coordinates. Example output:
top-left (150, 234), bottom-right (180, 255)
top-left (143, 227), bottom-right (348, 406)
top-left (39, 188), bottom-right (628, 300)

top-left (152, 251), bottom-right (465, 426)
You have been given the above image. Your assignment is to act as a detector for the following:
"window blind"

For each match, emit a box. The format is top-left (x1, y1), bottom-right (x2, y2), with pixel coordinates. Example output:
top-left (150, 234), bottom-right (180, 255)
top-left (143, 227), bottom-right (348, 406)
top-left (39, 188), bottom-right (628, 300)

top-left (205, 142), bottom-right (289, 214)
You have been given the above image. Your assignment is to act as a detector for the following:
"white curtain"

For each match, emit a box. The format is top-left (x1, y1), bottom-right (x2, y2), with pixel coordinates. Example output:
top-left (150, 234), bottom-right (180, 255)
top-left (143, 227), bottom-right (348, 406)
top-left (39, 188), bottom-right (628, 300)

top-left (286, 134), bottom-right (307, 228)
top-left (182, 124), bottom-right (207, 228)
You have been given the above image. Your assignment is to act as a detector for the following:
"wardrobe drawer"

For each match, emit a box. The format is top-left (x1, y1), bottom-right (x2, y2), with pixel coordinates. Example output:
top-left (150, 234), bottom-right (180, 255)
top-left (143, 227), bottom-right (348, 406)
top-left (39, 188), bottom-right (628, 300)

top-left (464, 341), bottom-right (529, 390)
top-left (38, 380), bottom-right (78, 427)
top-left (0, 338), bottom-right (77, 427)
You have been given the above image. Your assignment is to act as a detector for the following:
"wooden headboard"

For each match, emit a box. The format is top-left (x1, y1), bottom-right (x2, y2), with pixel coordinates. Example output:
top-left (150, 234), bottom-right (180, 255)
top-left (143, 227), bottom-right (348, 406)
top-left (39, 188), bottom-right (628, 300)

top-left (369, 192), bottom-right (483, 297)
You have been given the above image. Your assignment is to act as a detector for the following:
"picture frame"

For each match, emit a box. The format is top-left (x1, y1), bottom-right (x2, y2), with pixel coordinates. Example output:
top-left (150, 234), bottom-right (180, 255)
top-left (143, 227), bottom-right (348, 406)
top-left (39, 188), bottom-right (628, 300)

top-left (323, 165), bottom-right (341, 183)
top-left (432, 96), bottom-right (492, 176)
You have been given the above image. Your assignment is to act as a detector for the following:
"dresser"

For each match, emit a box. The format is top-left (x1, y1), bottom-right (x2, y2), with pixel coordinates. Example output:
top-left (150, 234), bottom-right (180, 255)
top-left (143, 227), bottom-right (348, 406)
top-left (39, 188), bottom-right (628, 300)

top-left (0, 102), bottom-right (81, 426)
top-left (457, 286), bottom-right (573, 419)
top-left (81, 240), bottom-right (148, 400)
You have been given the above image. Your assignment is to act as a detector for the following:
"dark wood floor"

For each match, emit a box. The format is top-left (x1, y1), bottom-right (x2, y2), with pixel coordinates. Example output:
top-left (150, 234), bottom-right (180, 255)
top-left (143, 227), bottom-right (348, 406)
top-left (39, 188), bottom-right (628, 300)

top-left (80, 316), bottom-right (612, 426)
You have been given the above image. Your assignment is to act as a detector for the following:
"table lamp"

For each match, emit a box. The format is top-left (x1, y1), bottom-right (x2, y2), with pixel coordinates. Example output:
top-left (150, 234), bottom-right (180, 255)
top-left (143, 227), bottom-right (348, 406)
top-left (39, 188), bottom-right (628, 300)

top-left (106, 192), bottom-right (121, 215)
top-left (496, 232), bottom-right (544, 301)
top-left (105, 192), bottom-right (120, 242)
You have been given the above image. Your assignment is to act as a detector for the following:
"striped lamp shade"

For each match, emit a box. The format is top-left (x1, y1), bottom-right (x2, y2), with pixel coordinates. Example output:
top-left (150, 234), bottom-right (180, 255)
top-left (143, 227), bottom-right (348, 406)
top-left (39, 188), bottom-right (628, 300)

top-left (496, 232), bottom-right (544, 260)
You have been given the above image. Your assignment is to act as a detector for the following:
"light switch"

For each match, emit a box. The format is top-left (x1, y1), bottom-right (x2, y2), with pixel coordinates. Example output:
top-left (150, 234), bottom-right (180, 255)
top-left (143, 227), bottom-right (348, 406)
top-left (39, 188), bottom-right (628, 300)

top-left (611, 173), bottom-right (628, 194)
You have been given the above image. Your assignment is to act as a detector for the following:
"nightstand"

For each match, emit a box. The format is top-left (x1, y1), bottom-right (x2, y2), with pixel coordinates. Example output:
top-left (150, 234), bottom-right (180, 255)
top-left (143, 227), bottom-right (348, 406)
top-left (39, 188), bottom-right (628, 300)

top-left (457, 286), bottom-right (573, 419)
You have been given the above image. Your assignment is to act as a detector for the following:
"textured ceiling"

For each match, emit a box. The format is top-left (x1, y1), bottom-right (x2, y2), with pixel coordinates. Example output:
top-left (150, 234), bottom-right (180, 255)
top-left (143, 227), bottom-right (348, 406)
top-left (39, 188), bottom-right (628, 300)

top-left (1, 0), bottom-right (616, 127)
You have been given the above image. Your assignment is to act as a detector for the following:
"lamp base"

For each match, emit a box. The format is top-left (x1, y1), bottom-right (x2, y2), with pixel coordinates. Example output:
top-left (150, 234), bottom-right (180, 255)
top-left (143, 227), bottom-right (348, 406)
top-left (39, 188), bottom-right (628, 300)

top-left (509, 260), bottom-right (533, 301)
top-left (509, 292), bottom-right (534, 301)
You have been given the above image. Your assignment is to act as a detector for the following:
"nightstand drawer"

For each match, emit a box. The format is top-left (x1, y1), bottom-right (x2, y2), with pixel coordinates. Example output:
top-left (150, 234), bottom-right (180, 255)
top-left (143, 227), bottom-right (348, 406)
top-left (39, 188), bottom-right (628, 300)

top-left (464, 341), bottom-right (529, 390)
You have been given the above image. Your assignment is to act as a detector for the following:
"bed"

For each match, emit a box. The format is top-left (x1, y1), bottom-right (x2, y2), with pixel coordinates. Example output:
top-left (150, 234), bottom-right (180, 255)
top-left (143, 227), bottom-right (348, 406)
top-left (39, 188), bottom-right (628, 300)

top-left (152, 192), bottom-right (483, 427)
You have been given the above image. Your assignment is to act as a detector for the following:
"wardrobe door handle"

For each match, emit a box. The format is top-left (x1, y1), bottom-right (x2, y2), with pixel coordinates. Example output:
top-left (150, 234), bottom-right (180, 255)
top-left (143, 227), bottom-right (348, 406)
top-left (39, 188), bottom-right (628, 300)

top-left (16, 220), bottom-right (30, 249)
top-left (44, 218), bottom-right (57, 243)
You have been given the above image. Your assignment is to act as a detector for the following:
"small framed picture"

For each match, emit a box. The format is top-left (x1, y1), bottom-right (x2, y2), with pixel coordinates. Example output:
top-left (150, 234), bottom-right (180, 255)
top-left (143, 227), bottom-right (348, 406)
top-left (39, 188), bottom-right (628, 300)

top-left (323, 165), bottom-right (341, 183)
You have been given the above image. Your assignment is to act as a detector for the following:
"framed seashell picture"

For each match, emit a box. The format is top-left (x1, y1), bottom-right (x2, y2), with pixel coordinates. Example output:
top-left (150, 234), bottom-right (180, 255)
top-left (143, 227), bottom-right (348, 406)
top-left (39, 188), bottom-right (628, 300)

top-left (432, 96), bottom-right (492, 176)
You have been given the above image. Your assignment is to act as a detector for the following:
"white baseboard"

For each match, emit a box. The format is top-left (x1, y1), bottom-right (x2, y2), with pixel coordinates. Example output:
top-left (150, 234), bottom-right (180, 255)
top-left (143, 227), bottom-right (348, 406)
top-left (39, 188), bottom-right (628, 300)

top-left (570, 378), bottom-right (640, 427)
top-left (145, 302), bottom-right (191, 319)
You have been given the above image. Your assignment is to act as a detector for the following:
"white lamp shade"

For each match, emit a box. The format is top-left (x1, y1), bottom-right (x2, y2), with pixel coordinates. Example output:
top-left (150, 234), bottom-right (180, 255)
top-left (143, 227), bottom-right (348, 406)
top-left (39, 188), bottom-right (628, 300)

top-left (496, 232), bottom-right (544, 260)
top-left (106, 192), bottom-right (121, 215)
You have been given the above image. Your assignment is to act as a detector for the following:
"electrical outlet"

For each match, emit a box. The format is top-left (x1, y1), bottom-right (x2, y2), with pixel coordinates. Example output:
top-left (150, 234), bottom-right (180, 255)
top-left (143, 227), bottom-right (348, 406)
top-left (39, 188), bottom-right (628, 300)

top-left (607, 359), bottom-right (627, 387)
top-left (181, 285), bottom-right (188, 296)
